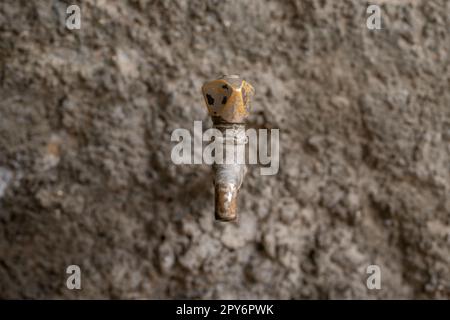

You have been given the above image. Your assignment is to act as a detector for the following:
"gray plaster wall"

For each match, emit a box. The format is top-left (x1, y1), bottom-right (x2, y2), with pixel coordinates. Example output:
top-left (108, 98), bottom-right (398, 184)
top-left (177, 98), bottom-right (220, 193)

top-left (0, 0), bottom-right (449, 299)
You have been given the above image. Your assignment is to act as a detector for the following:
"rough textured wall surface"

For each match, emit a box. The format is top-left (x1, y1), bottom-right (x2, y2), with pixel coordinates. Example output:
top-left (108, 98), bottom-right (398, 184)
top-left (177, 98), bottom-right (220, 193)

top-left (0, 0), bottom-right (449, 299)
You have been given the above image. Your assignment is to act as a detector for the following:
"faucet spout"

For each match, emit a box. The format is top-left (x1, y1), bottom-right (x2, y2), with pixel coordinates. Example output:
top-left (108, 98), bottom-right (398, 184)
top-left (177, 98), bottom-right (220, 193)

top-left (214, 162), bottom-right (247, 221)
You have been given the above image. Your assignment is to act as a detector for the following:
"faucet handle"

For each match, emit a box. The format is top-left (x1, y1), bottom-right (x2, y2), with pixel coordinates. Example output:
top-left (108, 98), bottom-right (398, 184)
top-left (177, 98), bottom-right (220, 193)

top-left (201, 75), bottom-right (255, 124)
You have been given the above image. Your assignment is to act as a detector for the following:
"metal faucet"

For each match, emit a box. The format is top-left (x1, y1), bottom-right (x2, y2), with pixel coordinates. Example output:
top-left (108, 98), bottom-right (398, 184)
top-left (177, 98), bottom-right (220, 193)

top-left (201, 75), bottom-right (255, 221)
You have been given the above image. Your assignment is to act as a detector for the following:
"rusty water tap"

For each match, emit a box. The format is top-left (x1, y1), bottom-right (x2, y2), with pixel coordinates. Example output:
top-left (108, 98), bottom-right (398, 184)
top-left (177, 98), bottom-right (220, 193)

top-left (201, 75), bottom-right (255, 221)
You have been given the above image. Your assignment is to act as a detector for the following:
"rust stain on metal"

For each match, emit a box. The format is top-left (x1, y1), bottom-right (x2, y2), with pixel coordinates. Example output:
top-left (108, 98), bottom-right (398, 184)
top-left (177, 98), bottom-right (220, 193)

top-left (215, 183), bottom-right (238, 221)
top-left (46, 143), bottom-right (60, 156)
